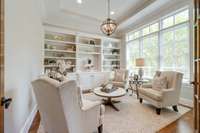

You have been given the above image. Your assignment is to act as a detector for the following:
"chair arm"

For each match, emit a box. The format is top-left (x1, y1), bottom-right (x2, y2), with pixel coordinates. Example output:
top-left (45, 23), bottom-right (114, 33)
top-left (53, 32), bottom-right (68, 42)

top-left (162, 88), bottom-right (176, 100)
top-left (81, 100), bottom-right (105, 131)
top-left (162, 88), bottom-right (174, 92)
top-left (81, 99), bottom-right (102, 111)
top-left (142, 83), bottom-right (152, 88)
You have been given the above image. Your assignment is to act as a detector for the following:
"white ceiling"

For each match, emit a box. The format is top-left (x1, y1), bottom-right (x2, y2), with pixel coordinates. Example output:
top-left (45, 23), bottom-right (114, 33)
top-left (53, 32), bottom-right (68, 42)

top-left (60, 0), bottom-right (150, 22)
top-left (41, 0), bottom-right (191, 36)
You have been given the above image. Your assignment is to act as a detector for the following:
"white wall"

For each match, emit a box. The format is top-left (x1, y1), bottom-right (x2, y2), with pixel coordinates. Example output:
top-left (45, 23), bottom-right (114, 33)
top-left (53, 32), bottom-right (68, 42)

top-left (4, 0), bottom-right (44, 132)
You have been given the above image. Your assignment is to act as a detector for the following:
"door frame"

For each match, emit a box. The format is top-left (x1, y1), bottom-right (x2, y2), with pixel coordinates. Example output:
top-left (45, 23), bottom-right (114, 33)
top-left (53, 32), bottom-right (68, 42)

top-left (0, 0), bottom-right (4, 132)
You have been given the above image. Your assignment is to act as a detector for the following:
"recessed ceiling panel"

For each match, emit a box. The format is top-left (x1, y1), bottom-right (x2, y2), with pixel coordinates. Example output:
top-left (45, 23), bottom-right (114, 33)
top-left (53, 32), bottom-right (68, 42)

top-left (60, 0), bottom-right (146, 21)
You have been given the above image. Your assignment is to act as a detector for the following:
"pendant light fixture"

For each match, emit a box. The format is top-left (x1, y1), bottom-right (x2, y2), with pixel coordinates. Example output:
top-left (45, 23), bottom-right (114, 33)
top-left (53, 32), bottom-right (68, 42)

top-left (100, 0), bottom-right (117, 36)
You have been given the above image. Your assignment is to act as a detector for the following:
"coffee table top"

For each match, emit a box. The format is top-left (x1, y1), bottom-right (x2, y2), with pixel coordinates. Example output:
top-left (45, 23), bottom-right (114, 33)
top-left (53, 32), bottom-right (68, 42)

top-left (93, 87), bottom-right (126, 98)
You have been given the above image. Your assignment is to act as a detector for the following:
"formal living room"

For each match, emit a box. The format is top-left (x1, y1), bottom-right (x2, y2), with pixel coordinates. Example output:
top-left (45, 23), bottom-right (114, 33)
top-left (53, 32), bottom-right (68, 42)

top-left (1, 0), bottom-right (200, 133)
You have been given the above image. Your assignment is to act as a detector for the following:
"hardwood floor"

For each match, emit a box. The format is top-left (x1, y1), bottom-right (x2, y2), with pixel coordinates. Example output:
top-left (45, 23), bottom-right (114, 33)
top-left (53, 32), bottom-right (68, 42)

top-left (29, 109), bottom-right (194, 133)
top-left (29, 112), bottom-right (40, 133)
top-left (157, 110), bottom-right (194, 133)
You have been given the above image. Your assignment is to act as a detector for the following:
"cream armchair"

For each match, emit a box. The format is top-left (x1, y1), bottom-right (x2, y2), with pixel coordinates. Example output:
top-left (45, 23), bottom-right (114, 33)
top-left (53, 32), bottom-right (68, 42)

top-left (138, 71), bottom-right (183, 115)
top-left (32, 77), bottom-right (105, 133)
top-left (112, 69), bottom-right (129, 91)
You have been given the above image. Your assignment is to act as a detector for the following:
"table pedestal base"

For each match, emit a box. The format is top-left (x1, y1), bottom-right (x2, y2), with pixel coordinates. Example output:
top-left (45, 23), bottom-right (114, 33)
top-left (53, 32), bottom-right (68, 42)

top-left (102, 98), bottom-right (120, 111)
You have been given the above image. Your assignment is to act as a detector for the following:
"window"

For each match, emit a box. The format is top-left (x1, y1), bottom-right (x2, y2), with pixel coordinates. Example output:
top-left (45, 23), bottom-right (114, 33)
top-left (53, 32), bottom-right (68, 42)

top-left (127, 31), bottom-right (140, 41)
top-left (150, 23), bottom-right (159, 33)
top-left (162, 16), bottom-right (174, 29)
top-left (126, 9), bottom-right (190, 81)
top-left (126, 40), bottom-right (140, 74)
top-left (175, 10), bottom-right (189, 24)
top-left (142, 26), bottom-right (149, 36)
top-left (142, 34), bottom-right (159, 77)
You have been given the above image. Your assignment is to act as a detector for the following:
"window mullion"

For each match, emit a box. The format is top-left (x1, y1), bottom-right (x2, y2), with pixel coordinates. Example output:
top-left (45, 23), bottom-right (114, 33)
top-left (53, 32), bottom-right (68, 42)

top-left (158, 20), bottom-right (162, 70)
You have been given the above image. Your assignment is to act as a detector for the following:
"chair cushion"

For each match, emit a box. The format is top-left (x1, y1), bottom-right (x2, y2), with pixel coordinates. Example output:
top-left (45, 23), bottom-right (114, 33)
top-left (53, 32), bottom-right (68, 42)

top-left (152, 75), bottom-right (168, 91)
top-left (138, 88), bottom-right (163, 101)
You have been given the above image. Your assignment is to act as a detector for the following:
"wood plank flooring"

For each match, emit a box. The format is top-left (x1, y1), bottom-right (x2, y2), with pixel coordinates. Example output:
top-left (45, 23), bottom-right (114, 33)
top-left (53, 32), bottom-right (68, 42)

top-left (29, 112), bottom-right (40, 133)
top-left (29, 109), bottom-right (194, 133)
top-left (157, 110), bottom-right (194, 133)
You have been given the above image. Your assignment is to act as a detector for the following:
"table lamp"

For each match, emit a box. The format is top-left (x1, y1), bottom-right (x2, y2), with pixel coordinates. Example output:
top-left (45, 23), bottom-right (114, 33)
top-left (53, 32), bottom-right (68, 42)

top-left (135, 58), bottom-right (145, 80)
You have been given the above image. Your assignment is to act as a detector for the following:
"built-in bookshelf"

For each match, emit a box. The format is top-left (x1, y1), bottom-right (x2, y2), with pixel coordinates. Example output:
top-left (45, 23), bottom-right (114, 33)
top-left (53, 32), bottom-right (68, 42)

top-left (77, 35), bottom-right (102, 72)
top-left (43, 25), bottom-right (121, 74)
top-left (102, 39), bottom-right (121, 72)
top-left (44, 31), bottom-right (77, 74)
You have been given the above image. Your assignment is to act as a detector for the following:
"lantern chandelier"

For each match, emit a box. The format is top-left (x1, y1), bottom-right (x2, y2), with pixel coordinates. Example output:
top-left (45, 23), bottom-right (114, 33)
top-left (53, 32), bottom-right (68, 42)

top-left (100, 0), bottom-right (117, 36)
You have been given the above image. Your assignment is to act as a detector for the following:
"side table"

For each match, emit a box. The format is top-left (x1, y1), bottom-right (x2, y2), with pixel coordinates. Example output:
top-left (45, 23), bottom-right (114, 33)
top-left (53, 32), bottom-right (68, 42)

top-left (129, 79), bottom-right (149, 99)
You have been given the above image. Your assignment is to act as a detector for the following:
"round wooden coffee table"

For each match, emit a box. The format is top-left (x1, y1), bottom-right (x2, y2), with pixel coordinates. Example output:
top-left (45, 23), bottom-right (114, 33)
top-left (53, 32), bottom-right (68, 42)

top-left (93, 87), bottom-right (126, 111)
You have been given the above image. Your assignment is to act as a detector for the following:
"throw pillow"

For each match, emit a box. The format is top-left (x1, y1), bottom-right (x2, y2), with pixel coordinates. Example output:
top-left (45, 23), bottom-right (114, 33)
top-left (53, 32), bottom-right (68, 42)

top-left (152, 76), bottom-right (168, 91)
top-left (113, 70), bottom-right (125, 82)
top-left (153, 71), bottom-right (161, 78)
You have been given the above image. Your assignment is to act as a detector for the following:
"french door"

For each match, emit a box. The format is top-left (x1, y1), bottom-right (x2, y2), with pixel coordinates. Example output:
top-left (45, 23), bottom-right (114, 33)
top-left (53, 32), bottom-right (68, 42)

top-left (194, 0), bottom-right (200, 133)
top-left (0, 0), bottom-right (4, 132)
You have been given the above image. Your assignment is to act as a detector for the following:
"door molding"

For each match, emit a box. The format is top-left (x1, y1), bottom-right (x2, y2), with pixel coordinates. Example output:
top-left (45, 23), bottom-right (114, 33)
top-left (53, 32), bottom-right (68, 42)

top-left (0, 0), bottom-right (5, 132)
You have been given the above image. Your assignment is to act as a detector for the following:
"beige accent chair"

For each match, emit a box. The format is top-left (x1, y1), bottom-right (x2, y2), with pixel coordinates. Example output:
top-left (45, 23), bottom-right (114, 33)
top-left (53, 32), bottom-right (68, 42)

top-left (112, 69), bottom-right (129, 91)
top-left (138, 71), bottom-right (183, 115)
top-left (32, 77), bottom-right (105, 133)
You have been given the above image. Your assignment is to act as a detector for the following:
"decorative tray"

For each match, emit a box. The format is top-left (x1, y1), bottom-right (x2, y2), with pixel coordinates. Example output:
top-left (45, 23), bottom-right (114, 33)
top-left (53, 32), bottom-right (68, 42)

top-left (101, 84), bottom-right (118, 93)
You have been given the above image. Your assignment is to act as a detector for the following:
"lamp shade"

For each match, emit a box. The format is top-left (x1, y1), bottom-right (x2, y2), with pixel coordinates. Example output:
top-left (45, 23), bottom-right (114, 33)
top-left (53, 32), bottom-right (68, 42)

top-left (135, 58), bottom-right (145, 67)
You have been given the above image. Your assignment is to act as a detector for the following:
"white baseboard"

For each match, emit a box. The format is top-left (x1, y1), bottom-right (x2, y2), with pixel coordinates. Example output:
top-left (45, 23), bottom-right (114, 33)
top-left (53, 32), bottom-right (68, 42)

top-left (20, 105), bottom-right (38, 133)
top-left (179, 98), bottom-right (193, 108)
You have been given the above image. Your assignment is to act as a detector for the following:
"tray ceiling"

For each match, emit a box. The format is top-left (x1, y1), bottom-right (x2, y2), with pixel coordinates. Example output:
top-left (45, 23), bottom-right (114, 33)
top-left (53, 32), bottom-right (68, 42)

top-left (60, 0), bottom-right (150, 22)
top-left (42, 0), bottom-right (174, 35)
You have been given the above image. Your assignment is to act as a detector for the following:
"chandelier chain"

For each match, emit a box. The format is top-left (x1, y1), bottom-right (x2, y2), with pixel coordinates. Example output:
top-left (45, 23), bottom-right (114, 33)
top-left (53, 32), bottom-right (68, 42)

top-left (107, 0), bottom-right (110, 18)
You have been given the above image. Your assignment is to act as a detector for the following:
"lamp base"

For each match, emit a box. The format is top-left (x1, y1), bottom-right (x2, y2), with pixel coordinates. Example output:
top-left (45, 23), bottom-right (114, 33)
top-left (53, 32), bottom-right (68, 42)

top-left (138, 68), bottom-right (144, 80)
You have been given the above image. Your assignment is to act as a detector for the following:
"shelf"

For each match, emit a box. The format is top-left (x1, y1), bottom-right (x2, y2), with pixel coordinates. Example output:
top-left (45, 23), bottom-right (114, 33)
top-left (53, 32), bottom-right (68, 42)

top-left (78, 43), bottom-right (101, 48)
top-left (44, 49), bottom-right (76, 53)
top-left (103, 65), bottom-right (120, 67)
top-left (104, 59), bottom-right (120, 61)
top-left (45, 39), bottom-right (77, 45)
top-left (103, 47), bottom-right (120, 50)
top-left (78, 52), bottom-right (101, 55)
top-left (44, 65), bottom-right (59, 68)
top-left (44, 64), bottom-right (76, 68)
top-left (44, 56), bottom-right (77, 60)
top-left (104, 54), bottom-right (120, 56)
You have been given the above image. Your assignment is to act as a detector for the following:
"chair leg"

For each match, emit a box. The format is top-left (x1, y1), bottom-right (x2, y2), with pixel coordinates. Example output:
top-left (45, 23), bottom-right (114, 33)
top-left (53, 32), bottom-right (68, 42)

top-left (156, 108), bottom-right (161, 115)
top-left (172, 105), bottom-right (178, 112)
top-left (98, 124), bottom-right (103, 133)
top-left (139, 98), bottom-right (143, 103)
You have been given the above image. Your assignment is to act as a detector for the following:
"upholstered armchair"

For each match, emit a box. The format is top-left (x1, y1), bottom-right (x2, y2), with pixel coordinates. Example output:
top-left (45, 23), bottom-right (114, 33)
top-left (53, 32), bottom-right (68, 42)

top-left (112, 69), bottom-right (129, 91)
top-left (138, 71), bottom-right (183, 115)
top-left (32, 77), bottom-right (105, 133)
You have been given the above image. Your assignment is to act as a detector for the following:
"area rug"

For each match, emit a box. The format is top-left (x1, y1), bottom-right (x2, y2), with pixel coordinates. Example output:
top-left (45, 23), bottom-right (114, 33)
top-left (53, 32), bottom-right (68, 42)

top-left (37, 94), bottom-right (190, 133)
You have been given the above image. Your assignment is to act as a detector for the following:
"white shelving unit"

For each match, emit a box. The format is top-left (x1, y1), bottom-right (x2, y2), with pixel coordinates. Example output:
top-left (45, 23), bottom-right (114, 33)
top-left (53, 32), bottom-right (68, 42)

top-left (44, 31), bottom-right (77, 74)
top-left (43, 25), bottom-right (121, 74)
top-left (76, 35), bottom-right (102, 72)
top-left (102, 39), bottom-right (121, 72)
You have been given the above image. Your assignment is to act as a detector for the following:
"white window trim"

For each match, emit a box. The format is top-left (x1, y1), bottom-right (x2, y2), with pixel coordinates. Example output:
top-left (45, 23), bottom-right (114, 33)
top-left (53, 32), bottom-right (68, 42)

top-left (126, 8), bottom-right (191, 82)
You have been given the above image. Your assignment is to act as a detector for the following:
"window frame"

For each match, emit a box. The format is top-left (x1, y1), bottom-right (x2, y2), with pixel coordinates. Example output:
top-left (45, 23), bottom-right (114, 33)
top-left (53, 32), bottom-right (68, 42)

top-left (126, 7), bottom-right (190, 82)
